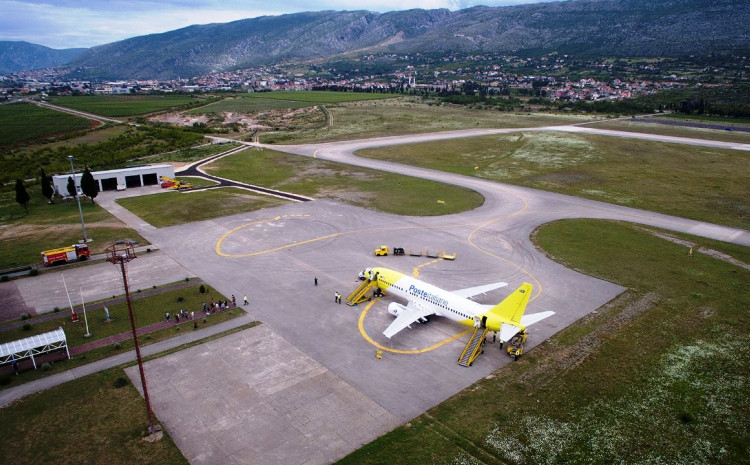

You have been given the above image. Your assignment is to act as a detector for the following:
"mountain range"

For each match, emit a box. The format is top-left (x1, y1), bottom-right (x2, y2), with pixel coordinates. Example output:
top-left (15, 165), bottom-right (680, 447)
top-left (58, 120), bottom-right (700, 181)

top-left (0, 41), bottom-right (85, 74)
top-left (5, 0), bottom-right (750, 80)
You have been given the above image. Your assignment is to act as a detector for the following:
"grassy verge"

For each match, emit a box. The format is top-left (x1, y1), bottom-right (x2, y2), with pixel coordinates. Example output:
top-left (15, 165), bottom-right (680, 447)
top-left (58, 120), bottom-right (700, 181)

top-left (0, 190), bottom-right (148, 270)
top-left (205, 148), bottom-right (485, 215)
top-left (0, 366), bottom-right (188, 465)
top-left (141, 142), bottom-right (241, 164)
top-left (339, 220), bottom-right (750, 464)
top-left (261, 98), bottom-right (595, 144)
top-left (116, 187), bottom-right (289, 227)
top-left (356, 131), bottom-right (750, 230)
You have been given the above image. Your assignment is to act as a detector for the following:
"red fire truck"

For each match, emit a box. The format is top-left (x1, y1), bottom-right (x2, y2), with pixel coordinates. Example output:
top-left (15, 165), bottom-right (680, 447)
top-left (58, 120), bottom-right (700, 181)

top-left (41, 244), bottom-right (90, 266)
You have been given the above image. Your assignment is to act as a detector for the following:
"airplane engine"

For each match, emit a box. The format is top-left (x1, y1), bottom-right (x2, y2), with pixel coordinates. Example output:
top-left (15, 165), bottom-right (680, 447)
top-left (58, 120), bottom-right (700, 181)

top-left (388, 302), bottom-right (407, 317)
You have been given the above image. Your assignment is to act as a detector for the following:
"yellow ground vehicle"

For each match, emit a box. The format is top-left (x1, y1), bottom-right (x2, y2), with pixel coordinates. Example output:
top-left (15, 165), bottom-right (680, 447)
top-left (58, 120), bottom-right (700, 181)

top-left (374, 246), bottom-right (389, 256)
top-left (506, 330), bottom-right (528, 361)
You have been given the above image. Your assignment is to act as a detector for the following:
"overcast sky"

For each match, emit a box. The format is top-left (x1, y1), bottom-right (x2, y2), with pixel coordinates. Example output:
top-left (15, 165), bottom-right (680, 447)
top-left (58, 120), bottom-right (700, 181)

top-left (1, 0), bottom-right (558, 49)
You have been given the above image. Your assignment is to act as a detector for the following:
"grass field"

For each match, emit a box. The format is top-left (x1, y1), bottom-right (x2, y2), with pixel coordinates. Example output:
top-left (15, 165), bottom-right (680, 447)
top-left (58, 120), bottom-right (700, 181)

top-left (116, 187), bottom-right (289, 227)
top-left (48, 95), bottom-right (206, 117)
top-left (356, 131), bottom-right (750, 230)
top-left (338, 220), bottom-right (750, 464)
top-left (0, 189), bottom-right (148, 270)
top-left (204, 148), bottom-right (485, 216)
top-left (190, 90), bottom-right (395, 115)
top-left (261, 98), bottom-right (595, 144)
top-left (0, 102), bottom-right (93, 145)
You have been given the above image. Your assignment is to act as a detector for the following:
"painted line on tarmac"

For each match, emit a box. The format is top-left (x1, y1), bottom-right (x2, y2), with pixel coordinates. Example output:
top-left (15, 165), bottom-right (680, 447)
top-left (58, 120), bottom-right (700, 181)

top-left (357, 298), bottom-right (471, 354)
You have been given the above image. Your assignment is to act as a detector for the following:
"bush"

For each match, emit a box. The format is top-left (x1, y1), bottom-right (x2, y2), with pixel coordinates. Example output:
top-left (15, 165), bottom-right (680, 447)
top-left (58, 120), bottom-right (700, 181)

top-left (202, 318), bottom-right (207, 323)
top-left (41, 362), bottom-right (52, 372)
top-left (199, 284), bottom-right (206, 294)
top-left (185, 277), bottom-right (190, 282)
top-left (146, 248), bottom-right (152, 253)
top-left (53, 307), bottom-right (60, 313)
top-left (113, 342), bottom-right (122, 350)
top-left (176, 296), bottom-right (184, 302)
top-left (29, 268), bottom-right (39, 277)
top-left (22, 323), bottom-right (31, 331)
top-left (1, 275), bottom-right (9, 282)
top-left (20, 313), bottom-right (30, 320)
top-left (0, 375), bottom-right (11, 385)
top-left (113, 377), bottom-right (129, 388)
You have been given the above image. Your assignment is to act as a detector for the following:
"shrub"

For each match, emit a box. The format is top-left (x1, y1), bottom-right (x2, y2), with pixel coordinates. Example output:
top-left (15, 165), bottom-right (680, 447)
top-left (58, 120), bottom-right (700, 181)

top-left (113, 342), bottom-right (122, 350)
top-left (136, 289), bottom-right (141, 293)
top-left (22, 323), bottom-right (31, 331)
top-left (146, 248), bottom-right (152, 253)
top-left (1, 275), bottom-right (9, 282)
top-left (113, 377), bottom-right (129, 388)
top-left (53, 307), bottom-right (60, 313)
top-left (0, 376), bottom-right (11, 385)
top-left (29, 268), bottom-right (39, 277)
top-left (185, 277), bottom-right (190, 282)
top-left (20, 313), bottom-right (30, 320)
top-left (41, 362), bottom-right (52, 372)
top-left (199, 284), bottom-right (206, 294)
top-left (152, 285), bottom-right (156, 289)
top-left (176, 296), bottom-right (184, 302)
top-left (202, 318), bottom-right (207, 323)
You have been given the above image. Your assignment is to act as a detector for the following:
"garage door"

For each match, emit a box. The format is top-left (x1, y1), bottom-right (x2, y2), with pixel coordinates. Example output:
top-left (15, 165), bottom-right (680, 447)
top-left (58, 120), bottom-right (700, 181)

top-left (142, 173), bottom-right (158, 185)
top-left (125, 175), bottom-right (142, 188)
top-left (100, 178), bottom-right (118, 191)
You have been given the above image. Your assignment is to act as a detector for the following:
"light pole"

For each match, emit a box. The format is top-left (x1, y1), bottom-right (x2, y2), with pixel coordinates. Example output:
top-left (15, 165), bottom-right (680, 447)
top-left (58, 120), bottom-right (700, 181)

top-left (67, 155), bottom-right (88, 242)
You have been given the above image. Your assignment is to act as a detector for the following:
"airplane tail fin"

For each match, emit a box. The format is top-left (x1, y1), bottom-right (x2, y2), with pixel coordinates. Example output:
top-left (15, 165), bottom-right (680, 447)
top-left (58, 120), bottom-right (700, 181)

top-left (488, 283), bottom-right (533, 324)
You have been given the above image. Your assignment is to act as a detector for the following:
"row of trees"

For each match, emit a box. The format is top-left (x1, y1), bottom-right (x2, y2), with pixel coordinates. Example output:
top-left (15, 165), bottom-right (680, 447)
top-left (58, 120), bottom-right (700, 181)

top-left (14, 167), bottom-right (99, 214)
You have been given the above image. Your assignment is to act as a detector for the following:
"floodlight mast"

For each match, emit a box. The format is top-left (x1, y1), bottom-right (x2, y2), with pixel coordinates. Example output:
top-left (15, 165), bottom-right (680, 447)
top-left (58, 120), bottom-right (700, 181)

top-left (106, 242), bottom-right (155, 434)
top-left (67, 155), bottom-right (88, 242)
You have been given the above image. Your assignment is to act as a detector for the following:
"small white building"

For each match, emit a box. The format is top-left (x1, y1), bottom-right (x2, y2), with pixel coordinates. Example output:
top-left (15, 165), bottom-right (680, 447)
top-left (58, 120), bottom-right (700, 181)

top-left (52, 165), bottom-right (175, 196)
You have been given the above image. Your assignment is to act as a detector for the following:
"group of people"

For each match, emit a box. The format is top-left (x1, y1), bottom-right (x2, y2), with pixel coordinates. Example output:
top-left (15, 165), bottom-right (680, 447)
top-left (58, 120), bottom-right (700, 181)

top-left (165, 308), bottom-right (196, 323)
top-left (164, 295), bottom-right (241, 324)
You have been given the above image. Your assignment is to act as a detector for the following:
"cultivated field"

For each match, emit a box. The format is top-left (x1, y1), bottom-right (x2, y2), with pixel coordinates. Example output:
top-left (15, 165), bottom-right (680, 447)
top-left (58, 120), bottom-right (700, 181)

top-left (190, 90), bottom-right (394, 114)
top-left (204, 148), bottom-right (485, 216)
top-left (357, 131), bottom-right (750, 230)
top-left (0, 102), bottom-right (93, 145)
top-left (340, 220), bottom-right (750, 465)
top-left (48, 94), bottom-right (208, 117)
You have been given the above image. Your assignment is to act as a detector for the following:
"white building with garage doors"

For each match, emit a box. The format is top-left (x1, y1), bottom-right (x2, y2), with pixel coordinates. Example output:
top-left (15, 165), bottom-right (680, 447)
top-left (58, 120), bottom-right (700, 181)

top-left (52, 164), bottom-right (175, 196)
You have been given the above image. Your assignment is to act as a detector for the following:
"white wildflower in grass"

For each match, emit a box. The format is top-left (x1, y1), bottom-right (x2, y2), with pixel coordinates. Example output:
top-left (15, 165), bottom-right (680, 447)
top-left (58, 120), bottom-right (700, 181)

top-left (508, 133), bottom-right (598, 168)
top-left (580, 189), bottom-right (635, 204)
top-left (437, 452), bottom-right (481, 465)
top-left (479, 337), bottom-right (748, 465)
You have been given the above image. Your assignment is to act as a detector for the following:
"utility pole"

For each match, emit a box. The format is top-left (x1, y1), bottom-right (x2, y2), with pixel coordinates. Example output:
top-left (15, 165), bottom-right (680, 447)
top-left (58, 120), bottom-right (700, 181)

top-left (107, 241), bottom-right (155, 434)
top-left (67, 155), bottom-right (88, 242)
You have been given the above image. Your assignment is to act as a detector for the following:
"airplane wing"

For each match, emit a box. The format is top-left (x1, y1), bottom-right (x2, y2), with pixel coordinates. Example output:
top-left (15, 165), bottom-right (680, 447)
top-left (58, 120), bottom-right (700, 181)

top-left (451, 282), bottom-right (508, 299)
top-left (383, 301), bottom-right (435, 339)
top-left (498, 311), bottom-right (555, 342)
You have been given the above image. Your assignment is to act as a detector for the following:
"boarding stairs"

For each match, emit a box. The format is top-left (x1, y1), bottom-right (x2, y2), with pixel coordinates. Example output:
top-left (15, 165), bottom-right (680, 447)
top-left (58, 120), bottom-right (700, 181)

top-left (458, 326), bottom-right (489, 367)
top-left (346, 280), bottom-right (378, 306)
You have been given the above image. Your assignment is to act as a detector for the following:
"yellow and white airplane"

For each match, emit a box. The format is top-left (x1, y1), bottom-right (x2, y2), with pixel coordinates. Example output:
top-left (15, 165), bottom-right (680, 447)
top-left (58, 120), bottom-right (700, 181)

top-left (366, 267), bottom-right (554, 342)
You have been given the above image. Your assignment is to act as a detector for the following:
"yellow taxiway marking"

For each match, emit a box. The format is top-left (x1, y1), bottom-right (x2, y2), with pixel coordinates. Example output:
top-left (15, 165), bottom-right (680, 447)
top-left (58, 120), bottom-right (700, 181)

top-left (358, 299), bottom-right (471, 354)
top-left (215, 215), bottom-right (337, 258)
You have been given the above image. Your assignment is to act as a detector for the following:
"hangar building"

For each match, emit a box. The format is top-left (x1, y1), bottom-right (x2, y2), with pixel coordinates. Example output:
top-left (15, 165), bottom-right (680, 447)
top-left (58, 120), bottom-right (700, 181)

top-left (52, 165), bottom-right (175, 195)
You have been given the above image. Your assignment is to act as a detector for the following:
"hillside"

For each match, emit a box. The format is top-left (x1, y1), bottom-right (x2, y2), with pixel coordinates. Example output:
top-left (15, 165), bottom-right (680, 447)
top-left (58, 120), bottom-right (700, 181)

top-left (63, 0), bottom-right (750, 80)
top-left (0, 41), bottom-right (86, 74)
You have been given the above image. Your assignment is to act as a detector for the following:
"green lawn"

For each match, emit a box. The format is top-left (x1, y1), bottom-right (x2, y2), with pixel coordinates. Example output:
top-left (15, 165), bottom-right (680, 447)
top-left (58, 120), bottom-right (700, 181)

top-left (48, 94), bottom-right (206, 117)
top-left (0, 189), bottom-right (148, 270)
top-left (339, 220), bottom-right (750, 464)
top-left (0, 102), bottom-right (93, 145)
top-left (190, 90), bottom-right (395, 114)
top-left (204, 148), bottom-right (485, 215)
top-left (356, 131), bottom-right (750, 230)
top-left (116, 187), bottom-right (289, 227)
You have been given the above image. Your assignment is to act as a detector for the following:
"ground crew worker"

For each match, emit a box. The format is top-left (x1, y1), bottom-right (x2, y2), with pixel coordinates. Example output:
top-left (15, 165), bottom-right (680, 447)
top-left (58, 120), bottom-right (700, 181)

top-left (243, 295), bottom-right (248, 305)
top-left (314, 276), bottom-right (318, 286)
